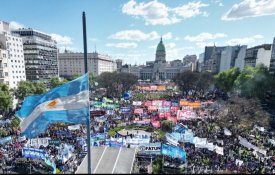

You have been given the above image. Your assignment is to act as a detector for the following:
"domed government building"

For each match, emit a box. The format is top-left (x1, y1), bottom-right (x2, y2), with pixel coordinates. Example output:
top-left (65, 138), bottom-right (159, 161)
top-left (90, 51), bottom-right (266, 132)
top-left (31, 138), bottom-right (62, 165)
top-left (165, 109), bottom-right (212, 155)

top-left (118, 37), bottom-right (197, 82)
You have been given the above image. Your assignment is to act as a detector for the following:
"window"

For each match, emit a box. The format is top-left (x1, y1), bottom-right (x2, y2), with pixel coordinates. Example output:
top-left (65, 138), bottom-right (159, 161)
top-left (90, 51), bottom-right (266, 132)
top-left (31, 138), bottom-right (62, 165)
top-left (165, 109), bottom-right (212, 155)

top-left (4, 63), bottom-right (7, 67)
top-left (4, 72), bottom-right (8, 77)
top-left (3, 54), bottom-right (6, 58)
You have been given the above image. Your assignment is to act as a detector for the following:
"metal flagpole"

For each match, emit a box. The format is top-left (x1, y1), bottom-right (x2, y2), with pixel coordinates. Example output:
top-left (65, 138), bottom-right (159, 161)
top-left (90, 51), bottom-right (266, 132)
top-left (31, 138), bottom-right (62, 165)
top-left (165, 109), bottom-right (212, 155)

top-left (82, 11), bottom-right (92, 174)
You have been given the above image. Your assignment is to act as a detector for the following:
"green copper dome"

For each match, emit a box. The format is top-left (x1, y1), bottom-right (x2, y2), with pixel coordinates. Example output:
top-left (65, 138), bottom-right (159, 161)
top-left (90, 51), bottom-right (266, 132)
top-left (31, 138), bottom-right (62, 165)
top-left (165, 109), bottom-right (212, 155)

top-left (156, 38), bottom-right (165, 52)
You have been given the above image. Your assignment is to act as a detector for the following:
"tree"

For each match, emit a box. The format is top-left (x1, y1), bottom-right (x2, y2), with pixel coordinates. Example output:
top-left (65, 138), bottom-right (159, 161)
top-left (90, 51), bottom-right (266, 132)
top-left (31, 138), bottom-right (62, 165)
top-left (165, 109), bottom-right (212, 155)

top-left (49, 77), bottom-right (68, 89)
top-left (172, 71), bottom-right (214, 96)
top-left (234, 64), bottom-right (274, 99)
top-left (0, 83), bottom-right (12, 114)
top-left (13, 81), bottom-right (47, 101)
top-left (214, 67), bottom-right (240, 93)
top-left (97, 72), bottom-right (138, 98)
top-left (161, 120), bottom-right (173, 132)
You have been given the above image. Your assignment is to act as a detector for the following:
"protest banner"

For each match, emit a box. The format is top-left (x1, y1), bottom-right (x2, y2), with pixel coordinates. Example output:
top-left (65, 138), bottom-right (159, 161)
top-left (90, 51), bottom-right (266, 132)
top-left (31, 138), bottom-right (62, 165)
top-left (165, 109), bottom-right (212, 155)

top-left (134, 108), bottom-right (144, 114)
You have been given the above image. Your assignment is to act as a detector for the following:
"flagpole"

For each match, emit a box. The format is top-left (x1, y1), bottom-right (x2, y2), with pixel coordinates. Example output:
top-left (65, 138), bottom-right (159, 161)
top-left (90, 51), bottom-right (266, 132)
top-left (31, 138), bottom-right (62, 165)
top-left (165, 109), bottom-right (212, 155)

top-left (83, 11), bottom-right (92, 174)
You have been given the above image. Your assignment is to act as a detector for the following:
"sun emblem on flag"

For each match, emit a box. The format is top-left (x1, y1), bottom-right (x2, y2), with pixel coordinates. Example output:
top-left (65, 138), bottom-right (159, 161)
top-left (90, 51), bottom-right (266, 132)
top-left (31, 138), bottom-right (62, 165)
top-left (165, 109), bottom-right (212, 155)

top-left (47, 100), bottom-right (58, 108)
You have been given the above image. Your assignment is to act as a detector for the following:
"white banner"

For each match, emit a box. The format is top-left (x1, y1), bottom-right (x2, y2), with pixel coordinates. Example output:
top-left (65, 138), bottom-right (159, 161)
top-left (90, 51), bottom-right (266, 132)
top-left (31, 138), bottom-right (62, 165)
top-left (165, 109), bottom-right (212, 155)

top-left (224, 128), bottom-right (232, 136)
top-left (235, 159), bottom-right (243, 166)
top-left (239, 136), bottom-right (266, 156)
top-left (193, 137), bottom-right (207, 148)
top-left (133, 101), bottom-right (142, 106)
top-left (166, 133), bottom-right (179, 146)
top-left (28, 138), bottom-right (50, 148)
top-left (215, 146), bottom-right (224, 155)
top-left (68, 124), bottom-right (81, 130)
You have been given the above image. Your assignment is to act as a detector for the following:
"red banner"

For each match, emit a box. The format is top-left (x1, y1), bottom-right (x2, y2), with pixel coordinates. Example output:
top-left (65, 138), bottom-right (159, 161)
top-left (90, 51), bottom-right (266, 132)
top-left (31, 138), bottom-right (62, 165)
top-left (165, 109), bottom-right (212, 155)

top-left (171, 106), bottom-right (179, 113)
top-left (144, 101), bottom-right (152, 107)
top-left (148, 106), bottom-right (158, 111)
top-left (134, 108), bottom-right (144, 114)
top-left (158, 112), bottom-right (166, 119)
top-left (162, 101), bottom-right (172, 107)
top-left (151, 121), bottom-right (161, 128)
top-left (164, 112), bottom-right (171, 118)
top-left (152, 100), bottom-right (163, 107)
top-left (177, 110), bottom-right (197, 120)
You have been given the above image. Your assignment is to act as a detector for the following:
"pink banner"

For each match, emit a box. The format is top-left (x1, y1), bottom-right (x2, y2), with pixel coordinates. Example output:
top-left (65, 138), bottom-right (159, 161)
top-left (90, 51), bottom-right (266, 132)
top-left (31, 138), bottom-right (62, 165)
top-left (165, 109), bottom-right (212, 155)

top-left (171, 106), bottom-right (179, 113)
top-left (158, 112), bottom-right (166, 119)
top-left (144, 101), bottom-right (152, 107)
top-left (152, 100), bottom-right (163, 107)
top-left (134, 108), bottom-right (144, 114)
top-left (133, 119), bottom-right (151, 124)
top-left (167, 116), bottom-right (177, 123)
top-left (164, 112), bottom-right (171, 118)
top-left (177, 110), bottom-right (197, 120)
top-left (148, 106), bottom-right (158, 111)
top-left (162, 101), bottom-right (172, 107)
top-left (150, 86), bottom-right (158, 91)
top-left (152, 121), bottom-right (161, 128)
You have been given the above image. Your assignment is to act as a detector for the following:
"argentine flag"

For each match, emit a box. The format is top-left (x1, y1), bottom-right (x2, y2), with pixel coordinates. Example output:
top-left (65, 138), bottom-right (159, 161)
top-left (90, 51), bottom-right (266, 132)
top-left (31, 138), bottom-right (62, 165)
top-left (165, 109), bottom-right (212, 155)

top-left (16, 74), bottom-right (89, 138)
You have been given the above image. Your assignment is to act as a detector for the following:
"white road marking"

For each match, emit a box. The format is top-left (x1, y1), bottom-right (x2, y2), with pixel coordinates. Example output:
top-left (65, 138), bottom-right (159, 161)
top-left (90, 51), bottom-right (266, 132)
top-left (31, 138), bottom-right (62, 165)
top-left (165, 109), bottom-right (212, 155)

top-left (130, 147), bottom-right (137, 174)
top-left (112, 147), bottom-right (122, 174)
top-left (93, 146), bottom-right (107, 173)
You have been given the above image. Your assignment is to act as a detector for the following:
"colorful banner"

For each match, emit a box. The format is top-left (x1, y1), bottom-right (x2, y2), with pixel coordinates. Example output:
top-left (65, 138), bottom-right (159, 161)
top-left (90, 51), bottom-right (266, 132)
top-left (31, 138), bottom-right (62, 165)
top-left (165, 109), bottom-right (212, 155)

top-left (151, 121), bottom-right (161, 128)
top-left (144, 101), bottom-right (152, 107)
top-left (171, 106), bottom-right (179, 113)
top-left (150, 86), bottom-right (158, 91)
top-left (158, 107), bottom-right (170, 112)
top-left (179, 100), bottom-right (201, 108)
top-left (158, 112), bottom-right (166, 119)
top-left (162, 101), bottom-right (171, 107)
top-left (120, 107), bottom-right (131, 113)
top-left (138, 143), bottom-right (161, 155)
top-left (148, 106), bottom-right (158, 111)
top-left (49, 139), bottom-right (61, 146)
top-left (152, 100), bottom-right (163, 107)
top-left (172, 102), bottom-right (179, 107)
top-left (157, 85), bottom-right (166, 91)
top-left (134, 108), bottom-right (144, 114)
top-left (133, 101), bottom-right (142, 106)
top-left (22, 148), bottom-right (47, 160)
top-left (0, 136), bottom-right (12, 145)
top-left (133, 119), bottom-right (151, 124)
top-left (177, 110), bottom-right (197, 120)
top-left (68, 124), bottom-right (81, 130)
top-left (161, 144), bottom-right (186, 161)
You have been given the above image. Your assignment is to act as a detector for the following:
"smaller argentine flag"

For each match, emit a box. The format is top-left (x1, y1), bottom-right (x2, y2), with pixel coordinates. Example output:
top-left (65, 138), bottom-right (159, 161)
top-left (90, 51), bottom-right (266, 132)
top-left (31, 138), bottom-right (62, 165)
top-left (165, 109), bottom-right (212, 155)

top-left (16, 74), bottom-right (89, 138)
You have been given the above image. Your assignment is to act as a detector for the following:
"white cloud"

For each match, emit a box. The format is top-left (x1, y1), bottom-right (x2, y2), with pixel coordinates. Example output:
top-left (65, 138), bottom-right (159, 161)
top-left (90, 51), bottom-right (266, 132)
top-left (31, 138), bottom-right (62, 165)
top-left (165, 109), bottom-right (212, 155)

top-left (196, 42), bottom-right (217, 48)
top-left (50, 33), bottom-right (73, 45)
top-left (106, 42), bottom-right (138, 48)
top-left (109, 30), bottom-right (172, 41)
top-left (174, 37), bottom-right (180, 41)
top-left (225, 35), bottom-right (264, 45)
top-left (219, 2), bottom-right (224, 7)
top-left (222, 0), bottom-right (275, 21)
top-left (172, 1), bottom-right (209, 19)
top-left (166, 42), bottom-right (176, 49)
top-left (9, 21), bottom-right (25, 30)
top-left (167, 47), bottom-right (194, 60)
top-left (184, 32), bottom-right (227, 42)
top-left (162, 32), bottom-right (172, 40)
top-left (122, 0), bottom-right (209, 25)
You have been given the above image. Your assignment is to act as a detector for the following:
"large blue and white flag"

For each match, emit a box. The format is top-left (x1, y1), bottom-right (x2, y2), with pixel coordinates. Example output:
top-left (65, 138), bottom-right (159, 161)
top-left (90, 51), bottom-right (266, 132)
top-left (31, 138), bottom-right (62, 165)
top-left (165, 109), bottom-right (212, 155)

top-left (16, 74), bottom-right (89, 138)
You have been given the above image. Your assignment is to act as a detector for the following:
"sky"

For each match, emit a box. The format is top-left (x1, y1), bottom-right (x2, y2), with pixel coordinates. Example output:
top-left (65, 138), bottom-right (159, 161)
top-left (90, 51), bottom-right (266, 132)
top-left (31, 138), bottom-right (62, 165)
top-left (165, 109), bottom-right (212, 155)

top-left (1, 0), bottom-right (275, 65)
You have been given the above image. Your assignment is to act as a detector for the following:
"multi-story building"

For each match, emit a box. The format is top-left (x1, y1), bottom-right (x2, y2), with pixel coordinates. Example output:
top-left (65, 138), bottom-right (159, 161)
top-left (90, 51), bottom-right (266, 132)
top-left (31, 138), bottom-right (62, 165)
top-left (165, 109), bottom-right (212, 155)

top-left (58, 50), bottom-right (117, 78)
top-left (219, 45), bottom-right (247, 72)
top-left (204, 46), bottom-right (226, 64)
top-left (270, 37), bottom-right (275, 77)
top-left (119, 37), bottom-right (189, 82)
top-left (12, 28), bottom-right (58, 83)
top-left (244, 44), bottom-right (272, 68)
top-left (0, 21), bottom-right (26, 89)
top-left (182, 55), bottom-right (197, 66)
top-left (115, 59), bottom-right (123, 71)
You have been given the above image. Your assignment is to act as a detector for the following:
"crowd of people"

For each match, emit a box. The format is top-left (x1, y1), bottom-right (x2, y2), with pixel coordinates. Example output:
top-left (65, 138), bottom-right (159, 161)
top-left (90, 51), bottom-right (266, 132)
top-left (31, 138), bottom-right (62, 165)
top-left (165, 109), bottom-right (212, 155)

top-left (0, 84), bottom-right (274, 174)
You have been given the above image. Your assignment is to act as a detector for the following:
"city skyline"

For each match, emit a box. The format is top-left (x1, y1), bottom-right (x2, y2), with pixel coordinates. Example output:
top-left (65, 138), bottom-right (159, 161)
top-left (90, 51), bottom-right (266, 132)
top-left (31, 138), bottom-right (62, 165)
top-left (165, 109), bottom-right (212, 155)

top-left (1, 0), bottom-right (275, 64)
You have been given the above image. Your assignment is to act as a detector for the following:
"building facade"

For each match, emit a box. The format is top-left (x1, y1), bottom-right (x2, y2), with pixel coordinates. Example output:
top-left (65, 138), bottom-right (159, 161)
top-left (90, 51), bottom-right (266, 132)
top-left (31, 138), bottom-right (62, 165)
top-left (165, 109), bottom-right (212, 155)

top-left (244, 44), bottom-right (272, 68)
top-left (12, 28), bottom-right (58, 83)
top-left (0, 21), bottom-right (26, 89)
top-left (269, 37), bottom-right (275, 77)
top-left (120, 38), bottom-right (191, 82)
top-left (58, 51), bottom-right (117, 78)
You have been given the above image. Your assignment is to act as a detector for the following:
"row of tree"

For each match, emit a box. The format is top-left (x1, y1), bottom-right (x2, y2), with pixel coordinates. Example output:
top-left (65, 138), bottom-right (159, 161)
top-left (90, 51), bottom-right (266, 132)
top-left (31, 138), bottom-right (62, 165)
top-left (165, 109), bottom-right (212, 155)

top-left (0, 72), bottom-right (138, 113)
top-left (172, 64), bottom-right (275, 100)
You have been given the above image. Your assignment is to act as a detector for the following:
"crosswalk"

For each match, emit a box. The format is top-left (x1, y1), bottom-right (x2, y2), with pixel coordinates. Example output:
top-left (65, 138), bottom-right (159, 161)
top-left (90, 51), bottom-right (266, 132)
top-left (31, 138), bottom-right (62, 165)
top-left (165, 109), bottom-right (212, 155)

top-left (76, 146), bottom-right (136, 174)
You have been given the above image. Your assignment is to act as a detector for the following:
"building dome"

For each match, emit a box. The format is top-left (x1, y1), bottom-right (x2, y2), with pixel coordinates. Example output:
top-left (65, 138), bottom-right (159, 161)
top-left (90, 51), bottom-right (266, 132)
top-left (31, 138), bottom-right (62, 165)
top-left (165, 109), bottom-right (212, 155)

top-left (156, 38), bottom-right (165, 52)
top-left (155, 37), bottom-right (166, 63)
